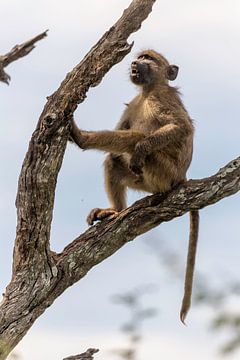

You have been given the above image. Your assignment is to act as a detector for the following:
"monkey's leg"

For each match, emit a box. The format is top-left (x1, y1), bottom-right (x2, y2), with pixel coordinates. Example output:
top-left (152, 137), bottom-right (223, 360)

top-left (71, 120), bottom-right (145, 155)
top-left (87, 154), bottom-right (133, 225)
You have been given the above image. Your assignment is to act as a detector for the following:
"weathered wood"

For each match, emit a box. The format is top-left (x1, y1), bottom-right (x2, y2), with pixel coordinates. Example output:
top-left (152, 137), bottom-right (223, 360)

top-left (0, 30), bottom-right (48, 84)
top-left (0, 1), bottom-right (156, 359)
top-left (63, 348), bottom-right (99, 360)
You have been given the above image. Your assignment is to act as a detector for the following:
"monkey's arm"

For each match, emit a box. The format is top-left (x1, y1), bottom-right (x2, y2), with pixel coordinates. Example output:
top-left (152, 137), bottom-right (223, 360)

top-left (139, 123), bottom-right (182, 152)
top-left (70, 120), bottom-right (145, 154)
top-left (130, 123), bottom-right (182, 174)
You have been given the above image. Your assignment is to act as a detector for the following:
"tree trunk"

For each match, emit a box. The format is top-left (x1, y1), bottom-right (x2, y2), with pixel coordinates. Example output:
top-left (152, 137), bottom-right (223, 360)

top-left (0, 0), bottom-right (157, 358)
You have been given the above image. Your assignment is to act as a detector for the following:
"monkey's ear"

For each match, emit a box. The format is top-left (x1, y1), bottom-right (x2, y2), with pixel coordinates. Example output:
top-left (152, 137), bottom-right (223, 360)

top-left (166, 65), bottom-right (179, 81)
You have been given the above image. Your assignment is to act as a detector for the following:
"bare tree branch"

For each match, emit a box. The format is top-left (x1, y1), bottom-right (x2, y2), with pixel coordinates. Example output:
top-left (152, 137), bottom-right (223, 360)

top-left (57, 156), bottom-right (240, 285)
top-left (0, 30), bottom-right (48, 84)
top-left (0, 1), bottom-right (156, 359)
top-left (63, 348), bottom-right (99, 360)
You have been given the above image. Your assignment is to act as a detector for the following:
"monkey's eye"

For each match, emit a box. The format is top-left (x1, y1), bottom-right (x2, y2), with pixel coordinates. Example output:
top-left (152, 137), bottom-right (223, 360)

top-left (138, 54), bottom-right (154, 61)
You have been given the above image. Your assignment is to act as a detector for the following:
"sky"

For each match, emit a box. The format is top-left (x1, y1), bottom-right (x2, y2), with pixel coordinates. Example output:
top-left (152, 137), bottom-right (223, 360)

top-left (0, 0), bottom-right (240, 359)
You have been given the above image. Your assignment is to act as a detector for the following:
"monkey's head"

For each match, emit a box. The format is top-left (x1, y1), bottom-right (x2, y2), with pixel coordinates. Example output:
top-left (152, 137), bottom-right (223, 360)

top-left (130, 50), bottom-right (179, 87)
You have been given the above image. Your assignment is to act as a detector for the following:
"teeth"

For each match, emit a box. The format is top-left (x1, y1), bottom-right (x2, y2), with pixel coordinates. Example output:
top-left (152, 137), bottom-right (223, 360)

top-left (132, 70), bottom-right (139, 77)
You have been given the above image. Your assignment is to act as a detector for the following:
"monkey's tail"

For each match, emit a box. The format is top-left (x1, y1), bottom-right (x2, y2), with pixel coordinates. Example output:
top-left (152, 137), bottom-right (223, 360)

top-left (180, 210), bottom-right (199, 324)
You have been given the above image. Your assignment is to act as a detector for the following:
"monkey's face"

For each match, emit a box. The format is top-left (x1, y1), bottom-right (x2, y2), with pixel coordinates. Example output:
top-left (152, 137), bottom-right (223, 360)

top-left (130, 54), bottom-right (158, 86)
top-left (130, 50), bottom-right (179, 87)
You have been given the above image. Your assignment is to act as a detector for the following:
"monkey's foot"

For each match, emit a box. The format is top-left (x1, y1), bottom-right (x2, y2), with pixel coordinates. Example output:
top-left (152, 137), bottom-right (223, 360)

top-left (87, 208), bottom-right (119, 226)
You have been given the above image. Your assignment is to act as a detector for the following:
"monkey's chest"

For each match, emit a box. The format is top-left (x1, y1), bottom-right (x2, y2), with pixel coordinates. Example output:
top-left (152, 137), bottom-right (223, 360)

top-left (130, 115), bottom-right (160, 134)
top-left (129, 100), bottom-right (165, 133)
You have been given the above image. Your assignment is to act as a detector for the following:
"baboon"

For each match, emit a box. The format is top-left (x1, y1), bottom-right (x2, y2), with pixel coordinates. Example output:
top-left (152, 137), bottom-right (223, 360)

top-left (70, 50), bottom-right (199, 323)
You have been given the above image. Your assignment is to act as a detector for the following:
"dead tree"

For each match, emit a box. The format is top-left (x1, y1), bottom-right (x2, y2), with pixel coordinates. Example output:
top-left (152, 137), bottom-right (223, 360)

top-left (0, 0), bottom-right (239, 359)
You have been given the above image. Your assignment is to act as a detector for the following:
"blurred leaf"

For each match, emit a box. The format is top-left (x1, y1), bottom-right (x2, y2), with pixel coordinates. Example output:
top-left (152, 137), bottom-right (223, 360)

top-left (130, 334), bottom-right (141, 343)
top-left (230, 283), bottom-right (240, 295)
top-left (138, 308), bottom-right (158, 320)
top-left (221, 335), bottom-right (240, 355)
top-left (121, 323), bottom-right (137, 333)
top-left (212, 314), bottom-right (240, 330)
top-left (112, 294), bottom-right (137, 307)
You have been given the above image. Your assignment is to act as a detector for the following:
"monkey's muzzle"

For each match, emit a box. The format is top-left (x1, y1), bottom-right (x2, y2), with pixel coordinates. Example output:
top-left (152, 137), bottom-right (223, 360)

top-left (130, 61), bottom-right (148, 84)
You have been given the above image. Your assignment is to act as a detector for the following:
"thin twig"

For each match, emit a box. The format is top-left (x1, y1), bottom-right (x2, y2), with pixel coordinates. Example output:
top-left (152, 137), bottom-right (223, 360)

top-left (63, 348), bottom-right (99, 360)
top-left (0, 30), bottom-right (48, 84)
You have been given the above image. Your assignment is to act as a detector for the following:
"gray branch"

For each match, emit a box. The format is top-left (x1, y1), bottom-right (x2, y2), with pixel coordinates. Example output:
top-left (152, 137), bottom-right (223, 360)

top-left (0, 30), bottom-right (48, 84)
top-left (63, 348), bottom-right (99, 360)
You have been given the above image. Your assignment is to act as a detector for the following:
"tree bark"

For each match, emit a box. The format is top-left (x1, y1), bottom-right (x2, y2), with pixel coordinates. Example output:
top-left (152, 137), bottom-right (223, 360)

top-left (0, 0), bottom-right (239, 359)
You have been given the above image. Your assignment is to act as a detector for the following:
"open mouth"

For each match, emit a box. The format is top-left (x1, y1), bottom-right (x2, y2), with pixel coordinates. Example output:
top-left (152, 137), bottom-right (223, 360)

top-left (131, 68), bottom-right (140, 78)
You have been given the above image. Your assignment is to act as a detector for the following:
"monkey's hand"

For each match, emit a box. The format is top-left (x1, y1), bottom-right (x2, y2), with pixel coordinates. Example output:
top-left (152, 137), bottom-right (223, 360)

top-left (70, 121), bottom-right (89, 150)
top-left (129, 150), bottom-right (145, 175)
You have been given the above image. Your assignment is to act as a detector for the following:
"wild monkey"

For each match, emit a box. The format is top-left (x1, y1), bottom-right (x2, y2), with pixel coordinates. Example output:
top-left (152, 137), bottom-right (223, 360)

top-left (70, 50), bottom-right (199, 323)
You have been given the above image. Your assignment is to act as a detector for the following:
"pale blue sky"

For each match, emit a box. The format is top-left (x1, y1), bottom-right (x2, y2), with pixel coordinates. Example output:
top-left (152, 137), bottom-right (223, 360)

top-left (0, 1), bottom-right (240, 359)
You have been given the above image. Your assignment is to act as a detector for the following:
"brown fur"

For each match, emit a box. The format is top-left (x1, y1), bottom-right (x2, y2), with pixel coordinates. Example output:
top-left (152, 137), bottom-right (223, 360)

top-left (70, 50), bottom-right (199, 323)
